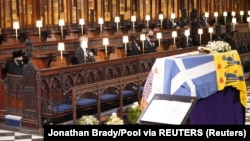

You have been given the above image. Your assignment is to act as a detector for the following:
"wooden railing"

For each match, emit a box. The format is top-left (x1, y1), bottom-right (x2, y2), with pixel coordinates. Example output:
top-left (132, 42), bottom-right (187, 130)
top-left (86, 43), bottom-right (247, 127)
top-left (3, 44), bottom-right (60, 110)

top-left (0, 46), bottom-right (197, 129)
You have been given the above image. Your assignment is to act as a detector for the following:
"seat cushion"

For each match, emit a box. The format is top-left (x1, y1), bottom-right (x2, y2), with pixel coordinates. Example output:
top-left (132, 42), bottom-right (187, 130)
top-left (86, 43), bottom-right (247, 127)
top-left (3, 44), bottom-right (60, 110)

top-left (122, 90), bottom-right (136, 96)
top-left (100, 94), bottom-right (119, 101)
top-left (77, 98), bottom-right (97, 106)
top-left (52, 104), bottom-right (72, 113)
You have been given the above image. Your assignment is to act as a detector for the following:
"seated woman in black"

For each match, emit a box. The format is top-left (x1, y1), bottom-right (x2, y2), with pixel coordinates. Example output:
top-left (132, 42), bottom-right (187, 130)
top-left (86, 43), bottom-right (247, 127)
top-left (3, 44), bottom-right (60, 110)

top-left (127, 34), bottom-right (142, 56)
top-left (5, 49), bottom-right (26, 75)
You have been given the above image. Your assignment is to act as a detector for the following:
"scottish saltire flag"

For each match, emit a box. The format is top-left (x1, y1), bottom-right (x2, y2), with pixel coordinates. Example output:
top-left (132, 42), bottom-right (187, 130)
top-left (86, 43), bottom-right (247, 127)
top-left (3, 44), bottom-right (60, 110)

top-left (167, 54), bottom-right (217, 98)
top-left (140, 50), bottom-right (247, 111)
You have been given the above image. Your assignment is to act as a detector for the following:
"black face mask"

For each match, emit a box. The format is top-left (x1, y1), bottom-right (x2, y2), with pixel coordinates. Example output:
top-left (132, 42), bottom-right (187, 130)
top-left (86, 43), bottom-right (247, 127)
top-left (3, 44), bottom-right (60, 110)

top-left (148, 35), bottom-right (154, 39)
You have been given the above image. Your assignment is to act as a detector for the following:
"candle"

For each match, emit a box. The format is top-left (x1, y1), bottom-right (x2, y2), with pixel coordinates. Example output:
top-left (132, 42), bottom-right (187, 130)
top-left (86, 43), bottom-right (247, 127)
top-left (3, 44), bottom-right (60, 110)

top-left (98, 18), bottom-right (104, 34)
top-left (208, 27), bottom-right (213, 41)
top-left (58, 19), bottom-right (65, 39)
top-left (131, 16), bottom-right (136, 30)
top-left (240, 11), bottom-right (244, 16)
top-left (231, 11), bottom-right (236, 17)
top-left (198, 28), bottom-right (203, 45)
top-left (98, 18), bottom-right (104, 24)
top-left (247, 17), bottom-right (250, 30)
top-left (172, 31), bottom-right (177, 45)
top-left (198, 28), bottom-right (203, 34)
top-left (103, 38), bottom-right (109, 57)
top-left (36, 20), bottom-right (43, 38)
top-left (145, 15), bottom-right (150, 28)
top-left (205, 12), bottom-right (209, 24)
top-left (156, 32), bottom-right (162, 46)
top-left (240, 11), bottom-right (244, 23)
top-left (58, 42), bottom-right (65, 63)
top-left (214, 12), bottom-right (218, 24)
top-left (79, 18), bottom-right (85, 25)
top-left (208, 27), bottom-right (213, 33)
top-left (223, 11), bottom-right (227, 24)
top-left (159, 14), bottom-right (164, 29)
top-left (159, 14), bottom-right (164, 20)
top-left (131, 16), bottom-right (136, 22)
top-left (13, 21), bottom-right (20, 41)
top-left (171, 13), bottom-right (176, 19)
top-left (232, 17), bottom-right (237, 31)
top-left (205, 12), bottom-right (209, 18)
top-left (223, 11), bottom-right (228, 17)
top-left (140, 34), bottom-right (146, 52)
top-left (170, 13), bottom-right (176, 27)
top-left (145, 15), bottom-right (150, 21)
top-left (79, 18), bottom-right (85, 35)
top-left (115, 16), bottom-right (120, 32)
top-left (123, 36), bottom-right (128, 56)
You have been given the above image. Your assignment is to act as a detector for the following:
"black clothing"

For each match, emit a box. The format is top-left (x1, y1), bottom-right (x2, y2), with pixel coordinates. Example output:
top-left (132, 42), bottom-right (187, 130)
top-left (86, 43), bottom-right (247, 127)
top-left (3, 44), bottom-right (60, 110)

top-left (127, 40), bottom-right (142, 56)
top-left (5, 60), bottom-right (24, 75)
top-left (144, 39), bottom-right (157, 53)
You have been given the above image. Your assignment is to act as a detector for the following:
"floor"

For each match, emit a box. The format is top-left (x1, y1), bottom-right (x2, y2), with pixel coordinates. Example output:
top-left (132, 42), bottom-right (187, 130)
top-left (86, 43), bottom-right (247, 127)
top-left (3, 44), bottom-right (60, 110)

top-left (0, 82), bottom-right (250, 140)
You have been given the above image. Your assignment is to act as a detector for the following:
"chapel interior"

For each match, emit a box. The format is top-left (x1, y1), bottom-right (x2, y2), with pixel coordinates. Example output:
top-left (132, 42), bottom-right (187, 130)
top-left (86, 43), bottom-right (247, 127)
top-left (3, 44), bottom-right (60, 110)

top-left (0, 0), bottom-right (250, 132)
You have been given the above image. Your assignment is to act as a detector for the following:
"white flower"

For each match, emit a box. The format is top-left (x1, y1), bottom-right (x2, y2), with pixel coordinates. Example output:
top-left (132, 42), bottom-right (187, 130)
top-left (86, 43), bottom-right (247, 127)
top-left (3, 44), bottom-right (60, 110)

top-left (206, 41), bottom-right (231, 53)
top-left (106, 113), bottom-right (124, 125)
top-left (78, 115), bottom-right (99, 125)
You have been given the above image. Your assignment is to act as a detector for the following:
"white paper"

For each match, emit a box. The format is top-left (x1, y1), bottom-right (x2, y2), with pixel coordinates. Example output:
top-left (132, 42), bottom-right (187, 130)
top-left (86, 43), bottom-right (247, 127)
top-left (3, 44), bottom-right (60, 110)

top-left (140, 99), bottom-right (192, 125)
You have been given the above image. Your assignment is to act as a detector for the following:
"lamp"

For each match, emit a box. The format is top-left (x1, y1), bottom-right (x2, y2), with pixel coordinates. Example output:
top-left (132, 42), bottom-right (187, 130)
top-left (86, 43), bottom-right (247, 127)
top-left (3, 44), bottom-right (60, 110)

top-left (232, 17), bottom-right (237, 31)
top-left (131, 16), bottom-right (136, 30)
top-left (58, 19), bottom-right (65, 39)
top-left (214, 12), bottom-right (218, 24)
top-left (184, 29), bottom-right (190, 47)
top-left (156, 32), bottom-right (162, 47)
top-left (123, 36), bottom-right (129, 56)
top-left (171, 31), bottom-right (177, 45)
top-left (36, 20), bottom-right (43, 38)
top-left (198, 28), bottom-right (203, 45)
top-left (204, 12), bottom-right (209, 25)
top-left (248, 11), bottom-right (250, 16)
top-left (171, 13), bottom-right (175, 24)
top-left (103, 38), bottom-right (109, 58)
top-left (223, 11), bottom-right (227, 24)
top-left (79, 18), bottom-right (85, 35)
top-left (140, 34), bottom-right (146, 53)
top-left (159, 14), bottom-right (164, 29)
top-left (13, 21), bottom-right (19, 41)
top-left (58, 42), bottom-right (65, 63)
top-left (231, 11), bottom-right (236, 18)
top-left (247, 17), bottom-right (250, 31)
top-left (115, 16), bottom-right (120, 32)
top-left (208, 27), bottom-right (213, 41)
top-left (240, 11), bottom-right (244, 23)
top-left (98, 18), bottom-right (104, 34)
top-left (145, 15), bottom-right (150, 30)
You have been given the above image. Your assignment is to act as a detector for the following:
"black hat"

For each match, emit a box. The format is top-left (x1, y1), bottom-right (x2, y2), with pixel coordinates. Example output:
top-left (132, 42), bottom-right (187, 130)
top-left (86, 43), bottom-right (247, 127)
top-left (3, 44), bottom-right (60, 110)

top-left (12, 50), bottom-right (25, 58)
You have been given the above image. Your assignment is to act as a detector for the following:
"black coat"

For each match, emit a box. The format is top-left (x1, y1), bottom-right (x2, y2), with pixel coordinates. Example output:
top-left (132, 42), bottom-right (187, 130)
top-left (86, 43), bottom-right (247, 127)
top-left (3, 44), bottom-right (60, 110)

top-left (144, 39), bottom-right (157, 53)
top-left (5, 60), bottom-right (24, 75)
top-left (127, 40), bottom-right (142, 56)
